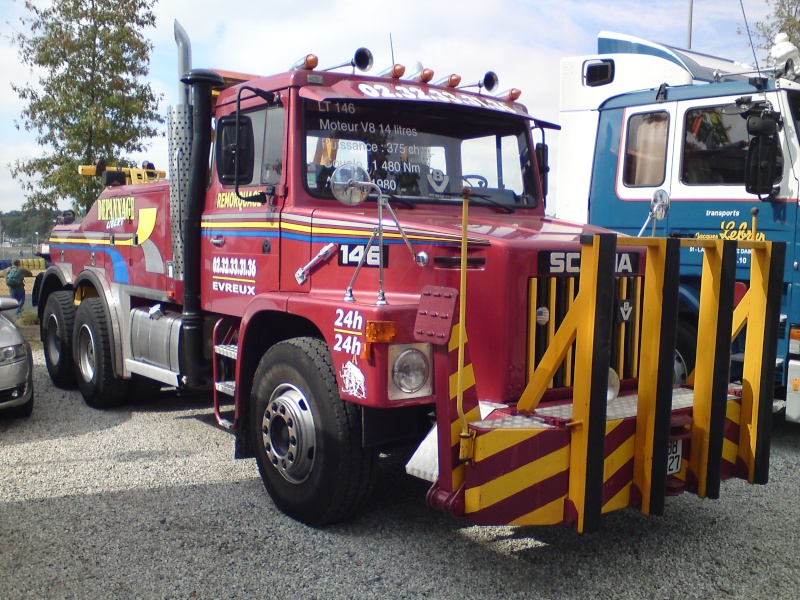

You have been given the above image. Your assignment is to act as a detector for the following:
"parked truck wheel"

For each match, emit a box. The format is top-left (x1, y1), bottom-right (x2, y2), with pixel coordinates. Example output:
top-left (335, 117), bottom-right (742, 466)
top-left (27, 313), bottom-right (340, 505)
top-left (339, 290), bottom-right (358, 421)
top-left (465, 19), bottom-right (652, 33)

top-left (250, 337), bottom-right (377, 526)
top-left (42, 290), bottom-right (77, 388)
top-left (674, 320), bottom-right (697, 385)
top-left (73, 297), bottom-right (128, 408)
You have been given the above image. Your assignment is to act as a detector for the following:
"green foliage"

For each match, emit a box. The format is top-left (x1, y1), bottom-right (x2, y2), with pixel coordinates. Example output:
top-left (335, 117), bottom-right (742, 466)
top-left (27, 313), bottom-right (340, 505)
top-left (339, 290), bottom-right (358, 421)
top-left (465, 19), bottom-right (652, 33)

top-left (10, 0), bottom-right (163, 211)
top-left (0, 208), bottom-right (61, 242)
top-left (751, 0), bottom-right (800, 58)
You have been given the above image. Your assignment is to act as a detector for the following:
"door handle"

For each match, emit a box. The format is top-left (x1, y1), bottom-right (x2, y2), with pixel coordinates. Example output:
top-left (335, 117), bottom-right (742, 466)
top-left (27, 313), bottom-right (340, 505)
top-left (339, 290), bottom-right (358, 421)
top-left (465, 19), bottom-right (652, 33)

top-left (210, 236), bottom-right (225, 247)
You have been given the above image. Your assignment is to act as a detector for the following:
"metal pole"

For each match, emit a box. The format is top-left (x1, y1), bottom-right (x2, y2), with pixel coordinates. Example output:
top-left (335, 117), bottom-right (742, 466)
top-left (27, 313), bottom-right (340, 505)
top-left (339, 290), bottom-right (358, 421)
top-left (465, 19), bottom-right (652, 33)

top-left (687, 0), bottom-right (693, 49)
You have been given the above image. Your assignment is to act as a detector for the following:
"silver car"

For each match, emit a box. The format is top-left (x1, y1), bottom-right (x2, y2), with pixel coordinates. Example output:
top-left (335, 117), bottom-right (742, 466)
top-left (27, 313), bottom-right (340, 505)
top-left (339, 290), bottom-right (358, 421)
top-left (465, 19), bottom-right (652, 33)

top-left (0, 298), bottom-right (34, 418)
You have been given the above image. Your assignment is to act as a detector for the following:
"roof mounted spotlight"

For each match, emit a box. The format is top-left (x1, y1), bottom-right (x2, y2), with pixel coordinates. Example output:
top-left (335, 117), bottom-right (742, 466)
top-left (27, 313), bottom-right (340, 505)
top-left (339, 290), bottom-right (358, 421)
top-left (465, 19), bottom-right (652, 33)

top-left (322, 47), bottom-right (374, 72)
top-left (459, 71), bottom-right (499, 93)
top-left (434, 74), bottom-right (462, 87)
top-left (290, 54), bottom-right (319, 70)
top-left (496, 88), bottom-right (522, 101)
top-left (379, 64), bottom-right (407, 78)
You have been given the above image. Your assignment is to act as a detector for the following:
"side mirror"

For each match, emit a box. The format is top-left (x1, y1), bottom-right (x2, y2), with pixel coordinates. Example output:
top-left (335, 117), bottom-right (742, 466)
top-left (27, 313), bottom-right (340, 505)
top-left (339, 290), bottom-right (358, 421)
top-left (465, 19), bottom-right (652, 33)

top-left (651, 189), bottom-right (670, 221)
top-left (216, 115), bottom-right (254, 185)
top-left (535, 143), bottom-right (549, 199)
top-left (330, 164), bottom-right (374, 205)
top-left (745, 135), bottom-right (780, 197)
top-left (747, 113), bottom-right (778, 136)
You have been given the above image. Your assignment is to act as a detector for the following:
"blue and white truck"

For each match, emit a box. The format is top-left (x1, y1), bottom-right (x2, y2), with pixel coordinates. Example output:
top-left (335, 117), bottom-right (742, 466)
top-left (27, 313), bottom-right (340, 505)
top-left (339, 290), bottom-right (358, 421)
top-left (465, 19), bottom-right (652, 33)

top-left (557, 31), bottom-right (799, 422)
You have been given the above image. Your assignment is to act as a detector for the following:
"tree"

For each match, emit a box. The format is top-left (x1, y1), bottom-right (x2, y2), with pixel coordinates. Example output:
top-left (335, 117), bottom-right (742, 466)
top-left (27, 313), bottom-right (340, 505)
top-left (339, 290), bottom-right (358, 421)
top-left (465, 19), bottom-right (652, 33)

top-left (10, 0), bottom-right (163, 211)
top-left (751, 0), bottom-right (800, 57)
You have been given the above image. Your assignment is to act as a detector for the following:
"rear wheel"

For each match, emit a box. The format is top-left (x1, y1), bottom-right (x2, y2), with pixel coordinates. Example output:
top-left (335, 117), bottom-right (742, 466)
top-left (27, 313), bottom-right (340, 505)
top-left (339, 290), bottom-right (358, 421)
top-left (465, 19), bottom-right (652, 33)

top-left (73, 297), bottom-right (128, 408)
top-left (250, 337), bottom-right (377, 525)
top-left (674, 320), bottom-right (697, 385)
top-left (42, 291), bottom-right (77, 388)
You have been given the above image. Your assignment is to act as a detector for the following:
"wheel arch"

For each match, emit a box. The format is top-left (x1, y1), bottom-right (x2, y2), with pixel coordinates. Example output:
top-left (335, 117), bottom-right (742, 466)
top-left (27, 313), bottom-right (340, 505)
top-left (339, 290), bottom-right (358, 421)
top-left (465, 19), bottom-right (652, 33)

top-left (71, 271), bottom-right (125, 379)
top-left (36, 266), bottom-right (73, 323)
top-left (234, 309), bottom-right (325, 458)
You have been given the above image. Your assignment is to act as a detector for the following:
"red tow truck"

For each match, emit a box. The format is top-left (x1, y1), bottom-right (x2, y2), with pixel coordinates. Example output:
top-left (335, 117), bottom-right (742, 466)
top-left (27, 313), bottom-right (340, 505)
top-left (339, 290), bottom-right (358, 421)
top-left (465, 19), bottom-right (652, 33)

top-left (34, 22), bottom-right (783, 531)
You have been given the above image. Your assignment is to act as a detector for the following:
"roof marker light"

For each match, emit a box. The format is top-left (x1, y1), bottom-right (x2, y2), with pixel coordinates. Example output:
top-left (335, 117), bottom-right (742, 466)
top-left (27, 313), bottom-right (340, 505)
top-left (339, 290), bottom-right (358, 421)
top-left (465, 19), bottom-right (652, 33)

top-left (379, 64), bottom-right (406, 78)
top-left (434, 74), bottom-right (462, 87)
top-left (290, 54), bottom-right (319, 71)
top-left (418, 68), bottom-right (435, 83)
top-left (497, 88), bottom-right (522, 101)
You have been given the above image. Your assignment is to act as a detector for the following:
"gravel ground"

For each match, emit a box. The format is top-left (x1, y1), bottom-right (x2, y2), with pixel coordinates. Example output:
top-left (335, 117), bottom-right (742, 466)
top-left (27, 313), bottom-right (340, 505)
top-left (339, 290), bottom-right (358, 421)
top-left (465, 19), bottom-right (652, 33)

top-left (2, 349), bottom-right (799, 599)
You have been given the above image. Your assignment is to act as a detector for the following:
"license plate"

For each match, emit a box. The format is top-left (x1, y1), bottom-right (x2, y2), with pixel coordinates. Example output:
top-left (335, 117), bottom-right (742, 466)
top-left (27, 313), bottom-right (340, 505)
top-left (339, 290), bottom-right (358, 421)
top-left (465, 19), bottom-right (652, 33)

top-left (666, 439), bottom-right (683, 475)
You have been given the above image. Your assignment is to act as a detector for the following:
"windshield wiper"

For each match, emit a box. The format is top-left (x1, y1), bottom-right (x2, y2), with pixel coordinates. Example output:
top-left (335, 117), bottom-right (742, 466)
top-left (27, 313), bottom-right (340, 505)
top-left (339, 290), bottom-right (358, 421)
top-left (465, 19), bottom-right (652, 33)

top-left (469, 192), bottom-right (516, 214)
top-left (422, 191), bottom-right (514, 213)
top-left (386, 194), bottom-right (417, 209)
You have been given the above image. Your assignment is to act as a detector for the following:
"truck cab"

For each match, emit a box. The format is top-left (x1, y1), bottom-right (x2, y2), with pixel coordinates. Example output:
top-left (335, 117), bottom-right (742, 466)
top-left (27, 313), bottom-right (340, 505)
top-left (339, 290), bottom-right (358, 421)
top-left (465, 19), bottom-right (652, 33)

top-left (558, 31), bottom-right (799, 421)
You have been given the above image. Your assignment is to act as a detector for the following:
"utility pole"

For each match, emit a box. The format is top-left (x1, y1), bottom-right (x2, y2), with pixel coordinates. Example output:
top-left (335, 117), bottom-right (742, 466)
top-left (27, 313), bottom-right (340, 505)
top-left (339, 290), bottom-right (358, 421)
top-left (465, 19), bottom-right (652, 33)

top-left (687, 0), bottom-right (693, 49)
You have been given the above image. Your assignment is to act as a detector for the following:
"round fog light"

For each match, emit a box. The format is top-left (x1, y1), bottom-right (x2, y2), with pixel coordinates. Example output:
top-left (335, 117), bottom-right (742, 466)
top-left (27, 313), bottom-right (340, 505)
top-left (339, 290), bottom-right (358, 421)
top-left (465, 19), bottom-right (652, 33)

top-left (392, 348), bottom-right (430, 394)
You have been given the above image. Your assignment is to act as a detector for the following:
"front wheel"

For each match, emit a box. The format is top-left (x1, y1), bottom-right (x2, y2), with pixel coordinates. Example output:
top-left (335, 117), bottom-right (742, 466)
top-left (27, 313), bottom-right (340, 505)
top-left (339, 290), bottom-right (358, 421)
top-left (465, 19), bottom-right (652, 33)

top-left (250, 337), bottom-right (376, 525)
top-left (73, 297), bottom-right (128, 408)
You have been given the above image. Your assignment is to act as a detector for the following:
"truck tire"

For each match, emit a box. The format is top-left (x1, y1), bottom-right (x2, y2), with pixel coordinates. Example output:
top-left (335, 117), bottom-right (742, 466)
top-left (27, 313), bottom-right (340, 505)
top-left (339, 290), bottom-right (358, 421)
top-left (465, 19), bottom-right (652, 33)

top-left (674, 320), bottom-right (697, 385)
top-left (250, 337), bottom-right (377, 526)
top-left (72, 297), bottom-right (128, 408)
top-left (42, 290), bottom-right (77, 388)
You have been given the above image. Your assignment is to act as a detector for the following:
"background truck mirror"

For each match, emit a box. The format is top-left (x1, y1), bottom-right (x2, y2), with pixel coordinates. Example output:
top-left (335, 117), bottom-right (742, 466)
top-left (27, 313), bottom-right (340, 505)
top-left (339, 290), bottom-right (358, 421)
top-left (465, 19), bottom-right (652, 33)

top-left (746, 113), bottom-right (778, 136)
top-left (745, 135), bottom-right (780, 197)
top-left (217, 114), bottom-right (255, 185)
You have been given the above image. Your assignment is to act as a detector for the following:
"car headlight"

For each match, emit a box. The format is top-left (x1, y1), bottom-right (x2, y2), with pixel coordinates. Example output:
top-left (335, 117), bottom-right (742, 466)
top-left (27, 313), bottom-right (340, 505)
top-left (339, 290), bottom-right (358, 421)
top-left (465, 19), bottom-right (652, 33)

top-left (0, 344), bottom-right (26, 363)
top-left (388, 343), bottom-right (432, 400)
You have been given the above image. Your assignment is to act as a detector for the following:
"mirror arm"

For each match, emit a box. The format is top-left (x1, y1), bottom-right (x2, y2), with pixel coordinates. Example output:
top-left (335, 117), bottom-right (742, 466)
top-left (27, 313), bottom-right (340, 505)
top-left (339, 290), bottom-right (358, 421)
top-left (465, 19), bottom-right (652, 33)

top-left (234, 86), bottom-right (271, 205)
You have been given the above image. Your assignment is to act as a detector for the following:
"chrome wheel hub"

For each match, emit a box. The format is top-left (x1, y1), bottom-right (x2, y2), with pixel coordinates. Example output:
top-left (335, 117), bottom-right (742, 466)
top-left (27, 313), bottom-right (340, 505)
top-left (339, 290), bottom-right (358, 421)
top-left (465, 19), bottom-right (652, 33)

top-left (262, 383), bottom-right (316, 483)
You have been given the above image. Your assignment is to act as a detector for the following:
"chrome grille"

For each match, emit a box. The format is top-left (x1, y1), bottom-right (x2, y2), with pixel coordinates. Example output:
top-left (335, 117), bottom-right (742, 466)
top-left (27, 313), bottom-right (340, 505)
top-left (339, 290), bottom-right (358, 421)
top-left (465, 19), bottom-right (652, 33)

top-left (528, 274), bottom-right (643, 388)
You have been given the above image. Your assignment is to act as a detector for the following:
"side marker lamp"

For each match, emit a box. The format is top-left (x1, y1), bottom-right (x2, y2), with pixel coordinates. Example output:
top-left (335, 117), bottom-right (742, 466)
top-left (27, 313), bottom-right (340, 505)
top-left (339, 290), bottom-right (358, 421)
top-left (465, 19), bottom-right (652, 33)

top-left (366, 320), bottom-right (397, 343)
top-left (790, 326), bottom-right (800, 355)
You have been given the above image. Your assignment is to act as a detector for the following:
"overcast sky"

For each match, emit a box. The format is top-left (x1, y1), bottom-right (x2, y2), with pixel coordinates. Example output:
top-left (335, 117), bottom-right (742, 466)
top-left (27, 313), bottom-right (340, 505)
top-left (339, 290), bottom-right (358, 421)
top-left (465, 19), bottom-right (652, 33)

top-left (0, 0), bottom-right (776, 215)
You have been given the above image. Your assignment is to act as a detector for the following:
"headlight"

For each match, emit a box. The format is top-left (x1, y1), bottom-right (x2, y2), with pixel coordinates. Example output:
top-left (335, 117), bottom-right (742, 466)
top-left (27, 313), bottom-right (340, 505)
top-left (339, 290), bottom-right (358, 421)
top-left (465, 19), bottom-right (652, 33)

top-left (393, 348), bottom-right (429, 393)
top-left (0, 344), bottom-right (26, 363)
top-left (388, 343), bottom-right (432, 400)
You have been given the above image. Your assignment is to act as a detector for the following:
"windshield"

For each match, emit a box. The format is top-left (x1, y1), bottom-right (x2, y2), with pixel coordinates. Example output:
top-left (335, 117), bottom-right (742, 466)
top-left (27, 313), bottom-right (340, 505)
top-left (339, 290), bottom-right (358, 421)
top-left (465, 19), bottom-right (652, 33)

top-left (303, 99), bottom-right (537, 206)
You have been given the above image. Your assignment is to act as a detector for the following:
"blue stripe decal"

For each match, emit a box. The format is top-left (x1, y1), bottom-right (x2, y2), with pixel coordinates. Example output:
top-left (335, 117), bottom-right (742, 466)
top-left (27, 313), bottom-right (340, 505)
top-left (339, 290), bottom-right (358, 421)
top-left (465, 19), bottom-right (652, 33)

top-left (50, 243), bottom-right (129, 284)
top-left (598, 37), bottom-right (686, 72)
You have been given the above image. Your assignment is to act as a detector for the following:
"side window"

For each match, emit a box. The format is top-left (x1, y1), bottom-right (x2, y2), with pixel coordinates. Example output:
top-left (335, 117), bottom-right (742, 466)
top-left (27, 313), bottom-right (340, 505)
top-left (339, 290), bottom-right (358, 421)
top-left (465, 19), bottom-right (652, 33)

top-left (682, 106), bottom-right (749, 185)
top-left (262, 106), bottom-right (285, 185)
top-left (623, 112), bottom-right (669, 187)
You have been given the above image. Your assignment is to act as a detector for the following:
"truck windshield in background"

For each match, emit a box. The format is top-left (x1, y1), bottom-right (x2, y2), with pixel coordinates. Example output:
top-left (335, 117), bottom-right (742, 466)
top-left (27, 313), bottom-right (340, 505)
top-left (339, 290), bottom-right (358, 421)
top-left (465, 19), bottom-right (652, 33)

top-left (303, 99), bottom-right (537, 206)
